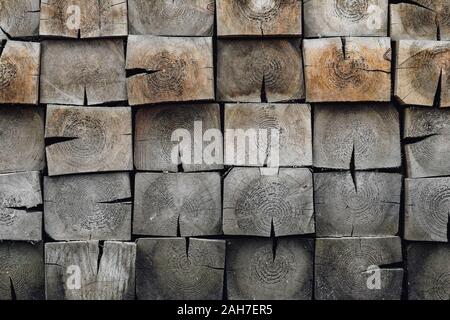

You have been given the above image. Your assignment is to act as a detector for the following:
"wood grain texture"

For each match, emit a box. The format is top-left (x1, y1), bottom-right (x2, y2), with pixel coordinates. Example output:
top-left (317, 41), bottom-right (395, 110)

top-left (304, 0), bottom-right (388, 37)
top-left (395, 40), bottom-right (450, 107)
top-left (44, 173), bottom-right (132, 241)
top-left (134, 172), bottom-right (222, 237)
top-left (45, 105), bottom-right (132, 176)
top-left (315, 237), bottom-right (404, 300)
top-left (223, 167), bottom-right (314, 237)
top-left (128, 0), bottom-right (214, 36)
top-left (226, 238), bottom-right (313, 300)
top-left (314, 172), bottom-right (401, 237)
top-left (0, 0), bottom-right (40, 39)
top-left (45, 241), bottom-right (136, 300)
top-left (217, 39), bottom-right (304, 102)
top-left (136, 238), bottom-right (225, 300)
top-left (0, 40), bottom-right (40, 104)
top-left (390, 1), bottom-right (450, 41)
top-left (224, 103), bottom-right (312, 167)
top-left (404, 107), bottom-right (450, 178)
top-left (0, 241), bottom-right (44, 300)
top-left (217, 0), bottom-right (301, 37)
top-left (405, 177), bottom-right (450, 242)
top-left (0, 106), bottom-right (45, 173)
top-left (134, 103), bottom-right (222, 172)
top-left (303, 37), bottom-right (391, 102)
top-left (126, 35), bottom-right (214, 105)
top-left (40, 0), bottom-right (127, 38)
top-left (314, 103), bottom-right (401, 170)
top-left (40, 39), bottom-right (127, 105)
top-left (407, 243), bottom-right (450, 300)
top-left (0, 171), bottom-right (42, 241)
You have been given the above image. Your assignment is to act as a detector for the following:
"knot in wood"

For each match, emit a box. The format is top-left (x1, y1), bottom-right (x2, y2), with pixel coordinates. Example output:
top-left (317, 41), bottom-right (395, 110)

top-left (334, 0), bottom-right (369, 22)
top-left (146, 52), bottom-right (187, 93)
top-left (250, 247), bottom-right (292, 285)
top-left (237, 0), bottom-right (281, 23)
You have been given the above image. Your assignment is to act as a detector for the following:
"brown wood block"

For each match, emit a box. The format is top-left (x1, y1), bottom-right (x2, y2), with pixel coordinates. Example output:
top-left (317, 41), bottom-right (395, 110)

top-left (133, 172), bottom-right (222, 237)
top-left (136, 238), bottom-right (225, 300)
top-left (45, 105), bottom-right (133, 176)
top-left (44, 173), bottom-right (132, 240)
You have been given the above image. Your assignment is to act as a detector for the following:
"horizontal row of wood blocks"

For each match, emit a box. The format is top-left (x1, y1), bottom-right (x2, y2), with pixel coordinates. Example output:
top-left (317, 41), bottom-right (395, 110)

top-left (1, 168), bottom-right (447, 242)
top-left (1, 238), bottom-right (448, 300)
top-left (1, 37), bottom-right (449, 105)
top-left (1, 1), bottom-right (449, 39)
top-left (4, 104), bottom-right (450, 177)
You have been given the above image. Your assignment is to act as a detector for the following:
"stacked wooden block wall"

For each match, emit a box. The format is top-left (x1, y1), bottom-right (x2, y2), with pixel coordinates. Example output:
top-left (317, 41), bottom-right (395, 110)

top-left (0, 0), bottom-right (449, 300)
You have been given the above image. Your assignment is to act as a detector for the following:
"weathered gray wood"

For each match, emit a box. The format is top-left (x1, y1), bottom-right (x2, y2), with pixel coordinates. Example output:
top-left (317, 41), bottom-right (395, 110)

top-left (44, 173), bottom-right (132, 240)
top-left (0, 241), bottom-right (44, 300)
top-left (407, 243), bottom-right (450, 300)
top-left (126, 36), bottom-right (214, 105)
top-left (40, 0), bottom-right (128, 38)
top-left (303, 37), bottom-right (391, 102)
top-left (0, 106), bottom-right (45, 173)
top-left (0, 171), bottom-right (42, 241)
top-left (315, 237), bottom-right (404, 300)
top-left (223, 168), bottom-right (314, 237)
top-left (224, 103), bottom-right (312, 167)
top-left (128, 0), bottom-right (214, 36)
top-left (45, 105), bottom-right (133, 176)
top-left (313, 103), bottom-right (401, 170)
top-left (134, 103), bottom-right (223, 172)
top-left (0, 40), bottom-right (40, 104)
top-left (304, 0), bottom-right (388, 37)
top-left (217, 0), bottom-right (301, 37)
top-left (45, 241), bottom-right (136, 300)
top-left (136, 238), bottom-right (225, 300)
top-left (133, 172), bottom-right (222, 237)
top-left (40, 40), bottom-right (126, 105)
top-left (391, 1), bottom-right (450, 41)
top-left (226, 238), bottom-right (313, 300)
top-left (0, 0), bottom-right (40, 39)
top-left (314, 172), bottom-right (402, 237)
top-left (217, 39), bottom-right (304, 102)
top-left (404, 107), bottom-right (450, 178)
top-left (395, 40), bottom-right (450, 107)
top-left (405, 177), bottom-right (450, 242)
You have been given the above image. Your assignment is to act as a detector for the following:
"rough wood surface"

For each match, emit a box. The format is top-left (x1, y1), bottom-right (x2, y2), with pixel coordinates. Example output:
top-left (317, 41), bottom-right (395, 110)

top-left (0, 40), bottom-right (40, 104)
top-left (404, 107), bottom-right (450, 178)
top-left (390, 1), bottom-right (450, 41)
top-left (40, 39), bottom-right (127, 105)
top-left (126, 35), bottom-right (214, 105)
top-left (314, 103), bottom-right (401, 170)
top-left (314, 172), bottom-right (402, 237)
top-left (304, 0), bottom-right (388, 37)
top-left (0, 0), bottom-right (40, 39)
top-left (395, 40), bottom-right (450, 107)
top-left (45, 105), bottom-right (133, 176)
top-left (226, 238), bottom-right (313, 300)
top-left (224, 103), bottom-right (312, 167)
top-left (0, 241), bottom-right (44, 300)
top-left (223, 167), bottom-right (314, 237)
top-left (0, 171), bottom-right (42, 241)
top-left (45, 241), bottom-right (136, 300)
top-left (217, 0), bottom-right (301, 37)
top-left (40, 0), bottom-right (127, 38)
top-left (136, 238), bottom-right (225, 300)
top-left (315, 237), bottom-right (404, 300)
top-left (217, 39), bottom-right (304, 102)
top-left (133, 172), bottom-right (222, 237)
top-left (405, 177), bottom-right (450, 242)
top-left (44, 173), bottom-right (132, 240)
top-left (407, 243), bottom-right (450, 300)
top-left (0, 106), bottom-right (45, 173)
top-left (134, 103), bottom-right (222, 172)
top-left (303, 37), bottom-right (391, 102)
top-left (128, 0), bottom-right (214, 36)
